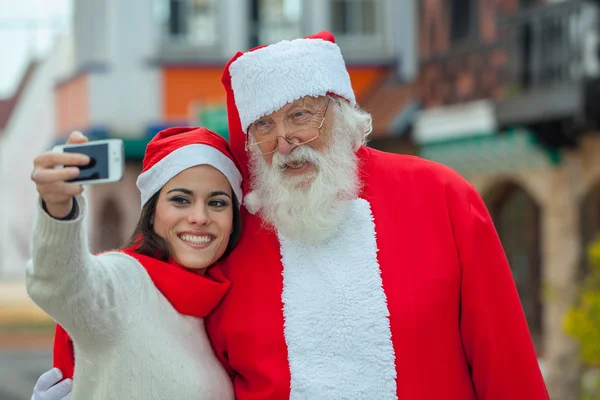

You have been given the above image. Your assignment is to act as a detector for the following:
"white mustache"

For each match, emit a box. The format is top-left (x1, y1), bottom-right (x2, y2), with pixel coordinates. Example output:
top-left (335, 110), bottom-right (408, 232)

top-left (272, 145), bottom-right (323, 171)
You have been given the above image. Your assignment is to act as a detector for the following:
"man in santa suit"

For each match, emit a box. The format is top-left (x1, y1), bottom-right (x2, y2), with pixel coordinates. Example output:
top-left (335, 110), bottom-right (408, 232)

top-left (206, 31), bottom-right (549, 399)
top-left (33, 31), bottom-right (549, 399)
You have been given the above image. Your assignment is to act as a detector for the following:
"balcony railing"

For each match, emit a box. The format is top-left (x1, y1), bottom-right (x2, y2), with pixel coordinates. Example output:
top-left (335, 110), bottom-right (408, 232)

top-left (251, 20), bottom-right (302, 48)
top-left (503, 0), bottom-right (600, 90)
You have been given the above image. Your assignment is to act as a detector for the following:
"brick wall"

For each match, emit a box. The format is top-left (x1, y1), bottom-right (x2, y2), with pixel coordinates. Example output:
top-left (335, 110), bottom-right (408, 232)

top-left (418, 0), bottom-right (543, 108)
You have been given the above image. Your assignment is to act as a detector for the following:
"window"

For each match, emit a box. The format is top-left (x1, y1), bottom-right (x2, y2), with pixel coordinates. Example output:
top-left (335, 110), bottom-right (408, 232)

top-left (520, 0), bottom-right (535, 8)
top-left (488, 183), bottom-right (543, 353)
top-left (429, 16), bottom-right (437, 54)
top-left (331, 0), bottom-right (378, 37)
top-left (249, 0), bottom-right (302, 48)
top-left (162, 0), bottom-right (219, 47)
top-left (450, 0), bottom-right (476, 43)
top-left (74, 0), bottom-right (107, 65)
top-left (520, 22), bottom-right (533, 88)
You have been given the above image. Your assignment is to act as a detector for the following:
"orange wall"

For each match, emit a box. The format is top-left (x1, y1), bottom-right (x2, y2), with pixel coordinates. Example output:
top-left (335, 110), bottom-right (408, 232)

top-left (347, 67), bottom-right (389, 100)
top-left (162, 66), bottom-right (388, 122)
top-left (54, 74), bottom-right (89, 138)
top-left (162, 67), bottom-right (225, 122)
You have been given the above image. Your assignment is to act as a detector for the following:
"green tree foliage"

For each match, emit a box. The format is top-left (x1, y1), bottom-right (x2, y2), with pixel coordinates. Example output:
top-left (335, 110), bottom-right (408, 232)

top-left (565, 240), bottom-right (600, 399)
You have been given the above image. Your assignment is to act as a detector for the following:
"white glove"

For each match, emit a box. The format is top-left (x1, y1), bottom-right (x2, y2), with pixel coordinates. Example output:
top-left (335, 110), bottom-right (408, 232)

top-left (31, 368), bottom-right (73, 400)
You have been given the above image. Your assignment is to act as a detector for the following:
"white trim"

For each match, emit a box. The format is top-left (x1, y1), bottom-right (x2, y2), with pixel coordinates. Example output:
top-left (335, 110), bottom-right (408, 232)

top-left (413, 100), bottom-right (497, 145)
top-left (229, 37), bottom-right (356, 131)
top-left (136, 144), bottom-right (243, 207)
top-left (279, 199), bottom-right (397, 399)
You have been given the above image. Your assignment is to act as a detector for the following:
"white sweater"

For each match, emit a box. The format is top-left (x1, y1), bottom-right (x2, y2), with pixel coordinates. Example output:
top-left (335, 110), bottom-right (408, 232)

top-left (26, 198), bottom-right (234, 400)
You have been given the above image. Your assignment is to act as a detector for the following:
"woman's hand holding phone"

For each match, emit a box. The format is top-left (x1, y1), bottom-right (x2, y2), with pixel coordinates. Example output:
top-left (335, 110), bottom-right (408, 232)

top-left (31, 131), bottom-right (91, 219)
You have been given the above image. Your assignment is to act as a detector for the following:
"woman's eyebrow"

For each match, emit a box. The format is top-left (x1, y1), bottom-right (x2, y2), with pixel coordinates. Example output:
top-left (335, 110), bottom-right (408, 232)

top-left (166, 188), bottom-right (194, 195)
top-left (209, 191), bottom-right (231, 199)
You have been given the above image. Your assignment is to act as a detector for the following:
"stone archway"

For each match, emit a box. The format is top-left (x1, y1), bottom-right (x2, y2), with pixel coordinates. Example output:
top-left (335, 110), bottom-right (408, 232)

top-left (484, 181), bottom-right (543, 353)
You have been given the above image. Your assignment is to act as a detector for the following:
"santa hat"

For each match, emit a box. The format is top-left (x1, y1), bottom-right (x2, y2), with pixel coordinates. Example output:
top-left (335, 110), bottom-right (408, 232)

top-left (222, 30), bottom-right (355, 195)
top-left (136, 127), bottom-right (243, 207)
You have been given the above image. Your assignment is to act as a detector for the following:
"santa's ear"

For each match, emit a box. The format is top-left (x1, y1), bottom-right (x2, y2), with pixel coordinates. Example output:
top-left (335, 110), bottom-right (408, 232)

top-left (243, 191), bottom-right (262, 215)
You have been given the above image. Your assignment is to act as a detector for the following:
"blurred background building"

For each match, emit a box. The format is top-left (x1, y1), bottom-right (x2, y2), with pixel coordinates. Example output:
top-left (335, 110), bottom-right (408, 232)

top-left (0, 0), bottom-right (599, 399)
top-left (416, 1), bottom-right (600, 398)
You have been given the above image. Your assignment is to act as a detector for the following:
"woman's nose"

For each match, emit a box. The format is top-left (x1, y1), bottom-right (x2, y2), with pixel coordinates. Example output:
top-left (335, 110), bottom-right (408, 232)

top-left (187, 205), bottom-right (211, 225)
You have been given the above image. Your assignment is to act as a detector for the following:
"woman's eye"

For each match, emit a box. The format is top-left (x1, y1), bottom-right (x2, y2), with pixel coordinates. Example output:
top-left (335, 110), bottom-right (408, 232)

top-left (170, 196), bottom-right (189, 205)
top-left (209, 199), bottom-right (228, 208)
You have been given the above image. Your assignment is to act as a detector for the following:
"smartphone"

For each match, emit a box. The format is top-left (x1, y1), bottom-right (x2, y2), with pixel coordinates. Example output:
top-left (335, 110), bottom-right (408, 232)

top-left (52, 139), bottom-right (125, 185)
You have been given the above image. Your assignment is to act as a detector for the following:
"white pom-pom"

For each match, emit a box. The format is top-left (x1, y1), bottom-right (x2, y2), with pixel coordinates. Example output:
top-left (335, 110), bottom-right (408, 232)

top-left (243, 190), bottom-right (262, 215)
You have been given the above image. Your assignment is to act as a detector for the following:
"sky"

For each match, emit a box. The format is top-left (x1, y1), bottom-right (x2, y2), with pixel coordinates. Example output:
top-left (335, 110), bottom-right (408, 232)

top-left (0, 0), bottom-right (71, 98)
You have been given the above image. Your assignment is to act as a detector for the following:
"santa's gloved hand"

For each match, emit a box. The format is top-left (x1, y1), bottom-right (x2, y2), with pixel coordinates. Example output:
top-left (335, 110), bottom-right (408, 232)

top-left (31, 368), bottom-right (72, 400)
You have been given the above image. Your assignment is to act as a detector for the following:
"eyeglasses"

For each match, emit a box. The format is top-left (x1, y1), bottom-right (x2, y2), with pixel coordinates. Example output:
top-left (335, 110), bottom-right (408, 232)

top-left (245, 99), bottom-right (331, 157)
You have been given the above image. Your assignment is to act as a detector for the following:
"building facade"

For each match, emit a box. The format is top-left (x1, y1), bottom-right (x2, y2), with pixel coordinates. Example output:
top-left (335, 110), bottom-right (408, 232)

top-left (0, 36), bottom-right (74, 280)
top-left (4, 0), bottom-right (594, 397)
top-left (416, 0), bottom-right (600, 398)
top-left (52, 0), bottom-right (417, 253)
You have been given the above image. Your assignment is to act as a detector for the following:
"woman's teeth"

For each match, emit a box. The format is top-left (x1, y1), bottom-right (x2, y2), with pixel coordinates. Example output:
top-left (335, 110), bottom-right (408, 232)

top-left (179, 234), bottom-right (212, 244)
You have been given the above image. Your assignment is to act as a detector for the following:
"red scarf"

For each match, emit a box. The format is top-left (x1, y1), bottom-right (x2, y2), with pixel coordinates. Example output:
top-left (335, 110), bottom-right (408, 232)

top-left (52, 247), bottom-right (230, 379)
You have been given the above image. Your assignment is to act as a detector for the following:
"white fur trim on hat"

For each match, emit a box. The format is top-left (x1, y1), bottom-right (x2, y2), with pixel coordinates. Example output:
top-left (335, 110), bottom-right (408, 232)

top-left (136, 144), bottom-right (243, 207)
top-left (229, 37), bottom-right (356, 132)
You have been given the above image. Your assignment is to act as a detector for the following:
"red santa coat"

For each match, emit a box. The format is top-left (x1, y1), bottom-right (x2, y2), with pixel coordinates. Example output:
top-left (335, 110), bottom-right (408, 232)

top-left (206, 146), bottom-right (549, 399)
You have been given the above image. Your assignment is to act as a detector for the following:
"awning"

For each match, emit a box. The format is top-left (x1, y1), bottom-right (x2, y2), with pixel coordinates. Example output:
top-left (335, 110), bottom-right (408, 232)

top-left (360, 75), bottom-right (416, 139)
top-left (419, 128), bottom-right (560, 176)
top-left (194, 105), bottom-right (229, 141)
top-left (389, 100), bottom-right (420, 138)
top-left (52, 113), bottom-right (231, 161)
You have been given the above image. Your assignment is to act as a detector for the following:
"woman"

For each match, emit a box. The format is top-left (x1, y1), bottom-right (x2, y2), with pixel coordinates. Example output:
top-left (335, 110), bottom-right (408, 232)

top-left (27, 127), bottom-right (242, 399)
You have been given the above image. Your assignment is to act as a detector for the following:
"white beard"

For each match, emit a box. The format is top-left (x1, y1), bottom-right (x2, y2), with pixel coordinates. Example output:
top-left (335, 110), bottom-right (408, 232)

top-left (247, 124), bottom-right (360, 244)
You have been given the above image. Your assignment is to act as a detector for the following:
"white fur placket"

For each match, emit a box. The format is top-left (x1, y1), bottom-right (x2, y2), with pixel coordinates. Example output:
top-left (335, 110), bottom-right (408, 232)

top-left (279, 198), bottom-right (397, 399)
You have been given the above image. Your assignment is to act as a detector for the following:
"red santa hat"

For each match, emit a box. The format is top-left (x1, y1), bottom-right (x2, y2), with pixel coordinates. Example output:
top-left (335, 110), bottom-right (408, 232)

top-left (136, 127), bottom-right (243, 207)
top-left (222, 30), bottom-right (355, 194)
